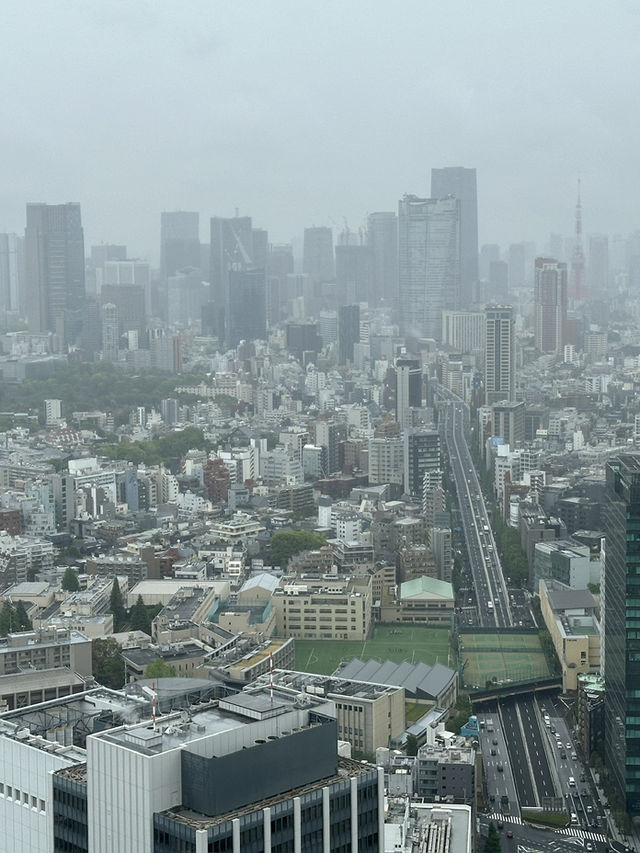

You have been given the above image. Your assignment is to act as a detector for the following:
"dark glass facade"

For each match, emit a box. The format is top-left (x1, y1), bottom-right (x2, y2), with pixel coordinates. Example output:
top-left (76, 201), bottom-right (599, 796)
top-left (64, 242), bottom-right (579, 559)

top-left (604, 455), bottom-right (640, 813)
top-left (153, 765), bottom-right (380, 853)
top-left (52, 772), bottom-right (88, 853)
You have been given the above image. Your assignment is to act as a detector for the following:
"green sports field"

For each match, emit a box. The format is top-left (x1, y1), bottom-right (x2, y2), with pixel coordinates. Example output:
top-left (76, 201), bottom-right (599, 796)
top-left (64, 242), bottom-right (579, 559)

top-left (294, 624), bottom-right (452, 676)
top-left (459, 632), bottom-right (550, 689)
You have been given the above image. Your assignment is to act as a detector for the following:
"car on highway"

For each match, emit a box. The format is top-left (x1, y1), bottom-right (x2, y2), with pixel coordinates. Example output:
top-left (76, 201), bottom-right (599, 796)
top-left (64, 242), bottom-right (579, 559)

top-left (492, 739), bottom-right (498, 745)
top-left (585, 844), bottom-right (593, 852)
top-left (566, 742), bottom-right (571, 749)
top-left (506, 831), bottom-right (513, 839)
top-left (497, 763), bottom-right (503, 772)
top-left (491, 749), bottom-right (497, 756)
top-left (560, 752), bottom-right (567, 759)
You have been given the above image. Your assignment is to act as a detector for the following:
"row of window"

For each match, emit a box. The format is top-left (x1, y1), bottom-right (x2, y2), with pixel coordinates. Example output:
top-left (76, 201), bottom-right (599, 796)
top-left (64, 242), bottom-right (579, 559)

top-left (0, 783), bottom-right (45, 813)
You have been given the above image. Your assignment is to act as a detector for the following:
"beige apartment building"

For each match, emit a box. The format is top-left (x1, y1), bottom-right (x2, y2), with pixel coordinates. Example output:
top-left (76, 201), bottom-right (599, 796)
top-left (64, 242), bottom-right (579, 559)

top-left (273, 575), bottom-right (372, 640)
top-left (539, 579), bottom-right (601, 691)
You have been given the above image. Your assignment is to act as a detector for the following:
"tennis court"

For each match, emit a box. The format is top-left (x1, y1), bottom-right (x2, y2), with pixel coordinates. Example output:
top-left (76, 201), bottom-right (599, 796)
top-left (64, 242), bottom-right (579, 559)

top-left (459, 632), bottom-right (550, 689)
top-left (295, 624), bottom-right (452, 676)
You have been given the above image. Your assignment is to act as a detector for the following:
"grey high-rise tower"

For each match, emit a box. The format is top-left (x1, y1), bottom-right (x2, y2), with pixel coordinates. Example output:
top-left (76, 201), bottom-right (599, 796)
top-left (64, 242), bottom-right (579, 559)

top-left (209, 215), bottom-right (255, 345)
top-left (160, 211), bottom-right (200, 279)
top-left (25, 202), bottom-right (85, 342)
top-left (303, 226), bottom-right (335, 286)
top-left (603, 454), bottom-right (640, 814)
top-left (534, 258), bottom-right (567, 357)
top-left (484, 305), bottom-right (515, 405)
top-left (398, 195), bottom-right (460, 340)
top-left (431, 167), bottom-right (478, 305)
top-left (367, 211), bottom-right (398, 306)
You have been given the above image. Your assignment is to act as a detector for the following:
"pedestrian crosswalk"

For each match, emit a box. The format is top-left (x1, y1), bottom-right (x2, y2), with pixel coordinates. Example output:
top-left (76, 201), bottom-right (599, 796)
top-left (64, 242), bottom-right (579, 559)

top-left (556, 828), bottom-right (607, 842)
top-left (487, 814), bottom-right (607, 842)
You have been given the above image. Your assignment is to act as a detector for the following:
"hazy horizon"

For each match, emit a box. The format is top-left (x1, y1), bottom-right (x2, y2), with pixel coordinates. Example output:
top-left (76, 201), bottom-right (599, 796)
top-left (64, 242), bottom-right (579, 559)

top-left (2, 1), bottom-right (638, 262)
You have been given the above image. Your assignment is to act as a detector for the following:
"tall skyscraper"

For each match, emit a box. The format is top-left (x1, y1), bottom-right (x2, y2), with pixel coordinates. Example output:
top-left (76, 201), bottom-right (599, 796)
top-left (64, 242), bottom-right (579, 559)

top-left (227, 268), bottom-right (267, 346)
top-left (484, 305), bottom-right (515, 405)
top-left (367, 211), bottom-right (398, 306)
top-left (335, 239), bottom-right (372, 305)
top-left (303, 226), bottom-right (335, 286)
top-left (431, 167), bottom-right (478, 305)
top-left (160, 211), bottom-right (200, 279)
top-left (0, 233), bottom-right (24, 316)
top-left (25, 202), bottom-right (85, 342)
top-left (101, 302), bottom-right (120, 362)
top-left (534, 258), bottom-right (567, 357)
top-left (395, 357), bottom-right (422, 429)
top-left (603, 454), bottom-right (640, 814)
top-left (337, 303), bottom-right (360, 365)
top-left (398, 195), bottom-right (460, 340)
top-left (209, 215), bottom-right (255, 344)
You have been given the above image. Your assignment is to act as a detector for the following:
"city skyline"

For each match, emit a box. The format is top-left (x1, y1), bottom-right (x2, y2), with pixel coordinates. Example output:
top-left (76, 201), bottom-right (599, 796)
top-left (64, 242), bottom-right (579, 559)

top-left (1, 2), bottom-right (639, 258)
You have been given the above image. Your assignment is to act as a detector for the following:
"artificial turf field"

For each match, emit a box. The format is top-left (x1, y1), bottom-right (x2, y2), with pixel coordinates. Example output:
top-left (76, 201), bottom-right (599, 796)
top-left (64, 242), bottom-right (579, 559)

top-left (458, 632), bottom-right (550, 689)
top-left (294, 624), bottom-right (451, 676)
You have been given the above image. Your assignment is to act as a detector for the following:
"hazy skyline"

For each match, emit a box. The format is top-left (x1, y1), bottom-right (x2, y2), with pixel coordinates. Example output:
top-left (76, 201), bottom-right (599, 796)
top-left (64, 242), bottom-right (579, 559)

top-left (2, 1), bottom-right (637, 262)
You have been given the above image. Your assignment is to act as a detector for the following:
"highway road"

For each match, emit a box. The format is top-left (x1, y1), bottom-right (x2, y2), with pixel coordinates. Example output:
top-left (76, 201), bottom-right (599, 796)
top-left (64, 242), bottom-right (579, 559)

top-left (437, 387), bottom-right (513, 627)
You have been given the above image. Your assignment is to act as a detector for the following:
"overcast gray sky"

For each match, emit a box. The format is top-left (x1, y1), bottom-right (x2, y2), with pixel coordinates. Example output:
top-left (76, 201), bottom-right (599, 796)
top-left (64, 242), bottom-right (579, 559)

top-left (2, 1), bottom-right (637, 261)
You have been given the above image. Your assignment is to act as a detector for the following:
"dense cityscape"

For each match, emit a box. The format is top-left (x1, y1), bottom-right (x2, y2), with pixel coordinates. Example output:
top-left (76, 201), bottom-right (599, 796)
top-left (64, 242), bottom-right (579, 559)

top-left (3, 3), bottom-right (640, 853)
top-left (0, 165), bottom-right (638, 853)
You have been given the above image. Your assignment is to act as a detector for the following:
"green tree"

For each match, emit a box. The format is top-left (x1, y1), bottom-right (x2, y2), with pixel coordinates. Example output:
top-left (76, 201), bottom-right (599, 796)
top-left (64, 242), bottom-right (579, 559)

top-left (405, 733), bottom-right (419, 756)
top-left (129, 595), bottom-right (151, 634)
top-left (14, 601), bottom-right (32, 631)
top-left (269, 530), bottom-right (327, 567)
top-left (145, 658), bottom-right (177, 679)
top-left (92, 638), bottom-right (125, 689)
top-left (485, 822), bottom-right (501, 853)
top-left (109, 578), bottom-right (127, 632)
top-left (62, 566), bottom-right (80, 592)
top-left (0, 601), bottom-right (15, 636)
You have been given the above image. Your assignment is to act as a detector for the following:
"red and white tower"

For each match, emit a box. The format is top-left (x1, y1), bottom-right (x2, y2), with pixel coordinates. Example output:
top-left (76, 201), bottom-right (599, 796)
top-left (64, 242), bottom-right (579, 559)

top-left (569, 180), bottom-right (587, 301)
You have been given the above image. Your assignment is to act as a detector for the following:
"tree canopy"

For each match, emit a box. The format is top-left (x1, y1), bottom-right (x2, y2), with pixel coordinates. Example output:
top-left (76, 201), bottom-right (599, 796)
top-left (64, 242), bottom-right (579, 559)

top-left (61, 566), bottom-right (80, 592)
top-left (269, 530), bottom-right (327, 567)
top-left (100, 426), bottom-right (210, 467)
top-left (0, 600), bottom-right (32, 636)
top-left (92, 637), bottom-right (125, 689)
top-left (109, 578), bottom-right (127, 632)
top-left (129, 595), bottom-right (152, 635)
top-left (145, 658), bottom-right (177, 679)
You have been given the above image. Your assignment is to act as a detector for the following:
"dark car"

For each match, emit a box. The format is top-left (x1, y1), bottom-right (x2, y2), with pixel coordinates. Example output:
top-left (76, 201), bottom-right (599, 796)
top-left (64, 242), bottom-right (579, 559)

top-left (492, 739), bottom-right (498, 745)
top-left (561, 752), bottom-right (567, 759)
top-left (491, 749), bottom-right (497, 756)
top-left (497, 822), bottom-right (504, 830)
top-left (497, 763), bottom-right (503, 772)
top-left (506, 830), bottom-right (514, 839)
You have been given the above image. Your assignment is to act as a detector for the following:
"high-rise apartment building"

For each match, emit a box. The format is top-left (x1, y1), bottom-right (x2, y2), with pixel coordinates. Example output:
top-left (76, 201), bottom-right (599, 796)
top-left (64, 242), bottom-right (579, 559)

top-left (484, 305), bottom-right (515, 405)
top-left (398, 195), bottom-right (460, 340)
top-left (101, 302), bottom-right (120, 362)
top-left (603, 454), bottom-right (640, 814)
top-left (403, 429), bottom-right (440, 499)
top-left (367, 211), bottom-right (398, 306)
top-left (160, 211), bottom-right (200, 279)
top-left (303, 226), bottom-right (334, 285)
top-left (534, 257), bottom-right (567, 356)
top-left (25, 202), bottom-right (85, 342)
top-left (431, 167), bottom-right (478, 305)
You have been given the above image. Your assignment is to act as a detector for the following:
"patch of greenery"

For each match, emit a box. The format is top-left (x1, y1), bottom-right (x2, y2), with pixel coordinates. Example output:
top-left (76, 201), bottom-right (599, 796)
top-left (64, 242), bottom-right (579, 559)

top-left (269, 530), bottom-right (327, 567)
top-left (520, 810), bottom-right (569, 828)
top-left (101, 426), bottom-right (210, 467)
